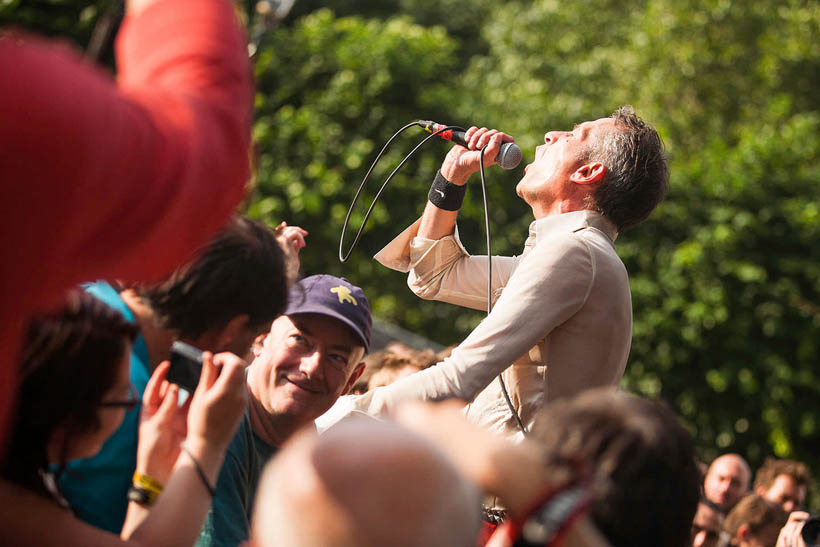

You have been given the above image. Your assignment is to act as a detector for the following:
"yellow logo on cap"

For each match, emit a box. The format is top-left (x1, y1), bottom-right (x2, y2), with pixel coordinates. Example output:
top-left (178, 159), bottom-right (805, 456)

top-left (330, 286), bottom-right (357, 306)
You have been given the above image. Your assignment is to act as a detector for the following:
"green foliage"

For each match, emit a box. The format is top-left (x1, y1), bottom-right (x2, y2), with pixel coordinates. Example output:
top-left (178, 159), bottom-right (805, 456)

top-left (6, 0), bottom-right (820, 509)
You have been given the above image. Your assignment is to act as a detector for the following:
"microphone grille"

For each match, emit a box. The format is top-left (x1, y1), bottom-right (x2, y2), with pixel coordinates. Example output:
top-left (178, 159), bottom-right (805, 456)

top-left (497, 142), bottom-right (522, 170)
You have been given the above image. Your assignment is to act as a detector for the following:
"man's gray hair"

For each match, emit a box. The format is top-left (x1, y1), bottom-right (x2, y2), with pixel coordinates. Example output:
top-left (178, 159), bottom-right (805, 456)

top-left (583, 106), bottom-right (669, 231)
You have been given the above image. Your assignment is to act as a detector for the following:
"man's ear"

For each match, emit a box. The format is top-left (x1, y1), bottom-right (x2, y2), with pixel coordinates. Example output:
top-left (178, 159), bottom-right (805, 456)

top-left (216, 314), bottom-right (251, 349)
top-left (569, 161), bottom-right (606, 185)
top-left (251, 332), bottom-right (268, 359)
top-left (737, 523), bottom-right (750, 541)
top-left (341, 362), bottom-right (366, 396)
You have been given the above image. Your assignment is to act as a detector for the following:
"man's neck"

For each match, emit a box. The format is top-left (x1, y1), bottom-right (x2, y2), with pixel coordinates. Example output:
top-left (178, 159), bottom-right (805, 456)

top-left (246, 387), bottom-right (306, 448)
top-left (120, 290), bottom-right (177, 372)
top-left (531, 198), bottom-right (585, 220)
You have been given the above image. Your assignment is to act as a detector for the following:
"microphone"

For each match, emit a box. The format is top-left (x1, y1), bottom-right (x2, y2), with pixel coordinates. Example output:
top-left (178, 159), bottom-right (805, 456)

top-left (418, 120), bottom-right (522, 170)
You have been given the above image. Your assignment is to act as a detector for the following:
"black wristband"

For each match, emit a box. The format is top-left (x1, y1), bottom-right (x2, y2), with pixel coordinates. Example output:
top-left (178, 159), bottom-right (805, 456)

top-left (127, 485), bottom-right (158, 506)
top-left (428, 171), bottom-right (467, 211)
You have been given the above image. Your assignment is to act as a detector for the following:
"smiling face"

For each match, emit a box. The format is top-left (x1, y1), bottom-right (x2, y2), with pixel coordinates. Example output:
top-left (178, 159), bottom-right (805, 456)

top-left (516, 117), bottom-right (616, 217)
top-left (248, 313), bottom-right (365, 427)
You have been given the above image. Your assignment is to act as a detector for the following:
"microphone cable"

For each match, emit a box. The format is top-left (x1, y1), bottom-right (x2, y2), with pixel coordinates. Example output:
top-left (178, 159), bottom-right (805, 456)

top-left (339, 120), bottom-right (527, 437)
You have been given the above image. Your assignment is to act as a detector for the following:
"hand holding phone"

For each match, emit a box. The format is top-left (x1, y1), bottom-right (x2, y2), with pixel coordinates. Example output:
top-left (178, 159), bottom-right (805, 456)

top-left (167, 341), bottom-right (204, 393)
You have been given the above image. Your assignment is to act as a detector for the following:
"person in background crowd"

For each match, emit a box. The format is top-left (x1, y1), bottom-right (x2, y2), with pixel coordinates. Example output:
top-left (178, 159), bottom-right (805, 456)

top-left (691, 499), bottom-right (724, 547)
top-left (368, 352), bottom-right (430, 390)
top-left (61, 216), bottom-right (288, 533)
top-left (723, 494), bottom-right (788, 547)
top-left (0, 0), bottom-right (253, 448)
top-left (754, 458), bottom-right (810, 514)
top-left (704, 454), bottom-right (752, 513)
top-left (198, 274), bottom-right (372, 547)
top-left (0, 290), bottom-right (248, 546)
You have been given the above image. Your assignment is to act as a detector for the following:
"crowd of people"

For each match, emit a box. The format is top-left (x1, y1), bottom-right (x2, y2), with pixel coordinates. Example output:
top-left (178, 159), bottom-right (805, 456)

top-left (1, 0), bottom-right (817, 546)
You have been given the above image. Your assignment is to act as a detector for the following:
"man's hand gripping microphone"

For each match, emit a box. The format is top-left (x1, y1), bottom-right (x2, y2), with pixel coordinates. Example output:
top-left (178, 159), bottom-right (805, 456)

top-left (418, 120), bottom-right (522, 170)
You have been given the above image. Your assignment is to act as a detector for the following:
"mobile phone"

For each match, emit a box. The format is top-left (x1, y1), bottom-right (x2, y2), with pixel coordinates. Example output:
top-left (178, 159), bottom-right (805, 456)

top-left (167, 341), bottom-right (204, 393)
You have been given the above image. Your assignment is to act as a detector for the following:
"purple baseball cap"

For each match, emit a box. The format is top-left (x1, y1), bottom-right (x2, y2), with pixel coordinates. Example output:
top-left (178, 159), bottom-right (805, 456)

top-left (284, 274), bottom-right (372, 352)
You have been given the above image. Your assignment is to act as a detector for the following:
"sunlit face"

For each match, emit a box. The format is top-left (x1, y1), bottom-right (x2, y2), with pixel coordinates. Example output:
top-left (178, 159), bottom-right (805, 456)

top-left (704, 456), bottom-right (750, 511)
top-left (54, 345), bottom-right (135, 462)
top-left (248, 314), bottom-right (364, 425)
top-left (759, 474), bottom-right (806, 513)
top-left (516, 117), bottom-right (616, 211)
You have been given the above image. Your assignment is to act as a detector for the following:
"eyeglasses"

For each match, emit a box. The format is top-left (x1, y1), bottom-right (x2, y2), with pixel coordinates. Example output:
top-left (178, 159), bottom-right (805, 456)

top-left (100, 383), bottom-right (140, 412)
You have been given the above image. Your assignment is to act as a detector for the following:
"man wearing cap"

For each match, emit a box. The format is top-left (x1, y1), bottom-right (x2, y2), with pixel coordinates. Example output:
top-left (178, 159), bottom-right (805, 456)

top-left (197, 274), bottom-right (371, 547)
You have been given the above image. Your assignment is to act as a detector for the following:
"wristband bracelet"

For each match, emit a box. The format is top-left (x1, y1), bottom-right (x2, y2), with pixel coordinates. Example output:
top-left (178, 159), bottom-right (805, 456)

top-left (128, 471), bottom-right (163, 506)
top-left (428, 171), bottom-right (467, 211)
top-left (128, 485), bottom-right (159, 506)
top-left (132, 470), bottom-right (164, 496)
top-left (181, 443), bottom-right (216, 498)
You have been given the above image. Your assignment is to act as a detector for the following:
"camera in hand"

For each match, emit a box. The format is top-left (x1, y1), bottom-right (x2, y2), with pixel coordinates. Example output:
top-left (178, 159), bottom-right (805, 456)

top-left (803, 515), bottom-right (820, 547)
top-left (167, 341), bottom-right (204, 393)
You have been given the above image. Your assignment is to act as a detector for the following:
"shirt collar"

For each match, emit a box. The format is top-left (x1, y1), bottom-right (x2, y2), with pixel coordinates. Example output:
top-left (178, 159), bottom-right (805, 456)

top-left (528, 210), bottom-right (619, 243)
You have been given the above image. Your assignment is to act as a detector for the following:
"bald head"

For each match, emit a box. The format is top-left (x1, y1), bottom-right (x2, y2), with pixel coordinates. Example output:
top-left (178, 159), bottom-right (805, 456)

top-left (703, 454), bottom-right (751, 512)
top-left (251, 417), bottom-right (481, 547)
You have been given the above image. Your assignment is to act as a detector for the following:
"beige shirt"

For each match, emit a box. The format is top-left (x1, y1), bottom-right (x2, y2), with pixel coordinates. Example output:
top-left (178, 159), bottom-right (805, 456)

top-left (339, 210), bottom-right (632, 440)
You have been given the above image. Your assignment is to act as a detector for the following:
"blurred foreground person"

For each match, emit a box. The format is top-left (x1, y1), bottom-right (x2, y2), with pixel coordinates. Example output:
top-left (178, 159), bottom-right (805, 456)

top-left (704, 454), bottom-right (752, 513)
top-left (0, 290), bottom-right (248, 546)
top-left (354, 107), bottom-right (669, 439)
top-left (754, 458), bottom-right (810, 514)
top-left (0, 0), bottom-right (254, 446)
top-left (249, 417), bottom-right (482, 547)
top-left (527, 388), bottom-right (701, 547)
top-left (691, 500), bottom-right (724, 547)
top-left (394, 388), bottom-right (699, 547)
top-left (61, 216), bottom-right (287, 532)
top-left (723, 494), bottom-right (788, 547)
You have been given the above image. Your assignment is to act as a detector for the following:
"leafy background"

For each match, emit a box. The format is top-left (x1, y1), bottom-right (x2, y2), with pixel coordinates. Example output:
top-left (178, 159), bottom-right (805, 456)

top-left (4, 0), bottom-right (819, 509)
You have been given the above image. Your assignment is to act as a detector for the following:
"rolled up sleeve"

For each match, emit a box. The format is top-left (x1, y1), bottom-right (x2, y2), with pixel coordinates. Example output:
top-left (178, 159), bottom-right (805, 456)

top-left (407, 227), bottom-right (518, 312)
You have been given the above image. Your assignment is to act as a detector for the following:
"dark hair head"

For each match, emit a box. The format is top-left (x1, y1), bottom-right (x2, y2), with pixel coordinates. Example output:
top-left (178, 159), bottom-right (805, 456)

top-left (723, 494), bottom-right (788, 540)
top-left (139, 216), bottom-right (288, 338)
top-left (754, 457), bottom-right (811, 491)
top-left (584, 106), bottom-right (669, 231)
top-left (3, 289), bottom-right (137, 496)
top-left (532, 388), bottom-right (700, 547)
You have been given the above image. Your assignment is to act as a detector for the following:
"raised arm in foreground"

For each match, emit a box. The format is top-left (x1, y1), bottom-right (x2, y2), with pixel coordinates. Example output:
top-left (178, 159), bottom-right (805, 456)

top-left (0, 0), bottom-right (253, 445)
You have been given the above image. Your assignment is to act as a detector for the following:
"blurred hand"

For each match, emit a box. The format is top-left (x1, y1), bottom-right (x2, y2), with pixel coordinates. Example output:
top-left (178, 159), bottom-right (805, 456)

top-left (137, 361), bottom-right (189, 484)
top-left (777, 511), bottom-right (810, 547)
top-left (185, 352), bottom-right (247, 456)
top-left (439, 127), bottom-right (515, 185)
top-left (275, 221), bottom-right (308, 285)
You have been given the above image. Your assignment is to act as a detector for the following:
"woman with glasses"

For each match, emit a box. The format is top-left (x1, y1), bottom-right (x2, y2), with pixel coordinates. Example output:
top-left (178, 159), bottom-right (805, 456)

top-left (1, 289), bottom-right (250, 546)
